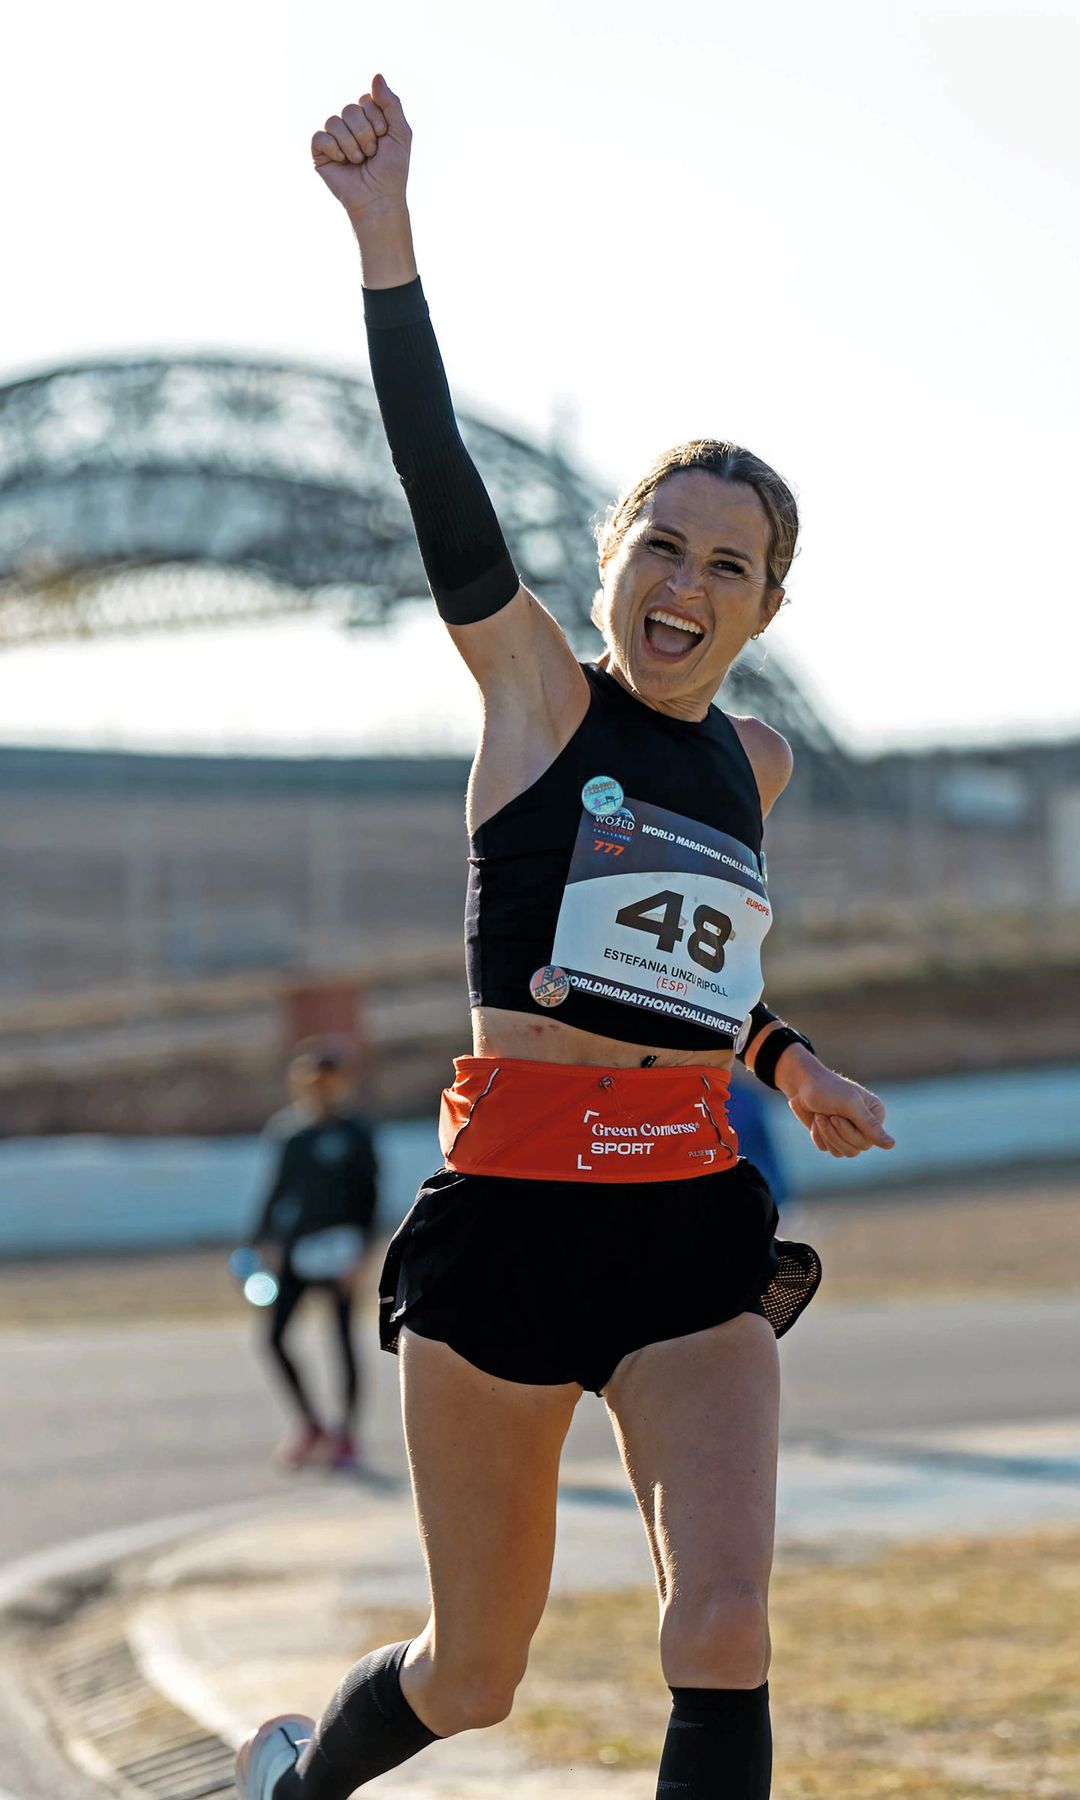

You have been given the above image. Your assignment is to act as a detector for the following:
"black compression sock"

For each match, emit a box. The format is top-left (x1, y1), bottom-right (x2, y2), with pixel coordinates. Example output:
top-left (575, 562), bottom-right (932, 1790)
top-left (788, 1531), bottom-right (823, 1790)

top-left (273, 1641), bottom-right (438, 1798)
top-left (656, 1682), bottom-right (772, 1798)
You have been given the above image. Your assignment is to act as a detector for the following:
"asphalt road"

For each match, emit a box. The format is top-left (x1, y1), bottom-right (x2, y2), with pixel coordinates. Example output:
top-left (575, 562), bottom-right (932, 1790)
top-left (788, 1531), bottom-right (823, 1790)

top-left (3, 1293), bottom-right (1079, 1568)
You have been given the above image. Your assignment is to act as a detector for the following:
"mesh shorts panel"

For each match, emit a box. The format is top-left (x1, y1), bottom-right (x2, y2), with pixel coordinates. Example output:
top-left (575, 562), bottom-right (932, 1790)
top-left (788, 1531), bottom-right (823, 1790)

top-left (756, 1239), bottom-right (822, 1338)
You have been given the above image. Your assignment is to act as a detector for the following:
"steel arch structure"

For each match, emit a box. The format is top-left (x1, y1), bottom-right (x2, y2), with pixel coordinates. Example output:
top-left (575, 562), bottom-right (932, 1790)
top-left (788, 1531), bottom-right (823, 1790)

top-left (0, 352), bottom-right (845, 768)
top-left (0, 352), bottom-right (604, 642)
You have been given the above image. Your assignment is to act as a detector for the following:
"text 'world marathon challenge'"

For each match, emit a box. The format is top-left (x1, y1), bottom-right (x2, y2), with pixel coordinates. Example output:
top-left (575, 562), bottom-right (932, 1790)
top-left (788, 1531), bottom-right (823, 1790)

top-left (571, 974), bottom-right (734, 1033)
top-left (639, 823), bottom-right (759, 885)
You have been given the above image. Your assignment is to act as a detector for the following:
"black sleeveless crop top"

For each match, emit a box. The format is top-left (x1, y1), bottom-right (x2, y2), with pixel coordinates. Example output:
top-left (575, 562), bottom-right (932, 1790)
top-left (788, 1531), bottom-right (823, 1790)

top-left (465, 663), bottom-right (771, 1051)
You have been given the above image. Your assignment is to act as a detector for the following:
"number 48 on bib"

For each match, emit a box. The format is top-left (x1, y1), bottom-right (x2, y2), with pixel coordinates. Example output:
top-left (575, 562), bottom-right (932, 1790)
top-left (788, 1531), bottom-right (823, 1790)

top-left (546, 795), bottom-right (771, 1041)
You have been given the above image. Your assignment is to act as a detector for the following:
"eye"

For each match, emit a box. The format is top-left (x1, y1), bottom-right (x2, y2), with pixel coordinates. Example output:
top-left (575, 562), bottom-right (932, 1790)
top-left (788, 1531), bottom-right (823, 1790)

top-left (646, 535), bottom-right (679, 554)
top-left (711, 559), bottom-right (746, 576)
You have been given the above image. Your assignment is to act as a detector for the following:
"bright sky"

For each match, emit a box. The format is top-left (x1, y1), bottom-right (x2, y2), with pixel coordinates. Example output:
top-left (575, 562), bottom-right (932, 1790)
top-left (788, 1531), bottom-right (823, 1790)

top-left (2, 0), bottom-right (1078, 756)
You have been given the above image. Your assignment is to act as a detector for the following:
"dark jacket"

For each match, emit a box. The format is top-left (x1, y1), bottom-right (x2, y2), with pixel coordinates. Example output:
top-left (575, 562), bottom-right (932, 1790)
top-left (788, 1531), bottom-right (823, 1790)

top-left (251, 1105), bottom-right (379, 1251)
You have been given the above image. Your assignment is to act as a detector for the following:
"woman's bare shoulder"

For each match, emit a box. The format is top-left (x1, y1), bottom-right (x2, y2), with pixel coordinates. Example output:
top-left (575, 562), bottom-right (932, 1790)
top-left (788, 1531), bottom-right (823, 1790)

top-left (726, 714), bottom-right (794, 817)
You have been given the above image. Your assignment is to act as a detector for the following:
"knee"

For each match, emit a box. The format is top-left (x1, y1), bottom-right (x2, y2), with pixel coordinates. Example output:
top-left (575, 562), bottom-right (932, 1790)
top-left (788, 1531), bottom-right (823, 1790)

top-left (422, 1647), bottom-right (527, 1734)
top-left (660, 1582), bottom-right (771, 1690)
top-left (447, 1676), bottom-right (517, 1733)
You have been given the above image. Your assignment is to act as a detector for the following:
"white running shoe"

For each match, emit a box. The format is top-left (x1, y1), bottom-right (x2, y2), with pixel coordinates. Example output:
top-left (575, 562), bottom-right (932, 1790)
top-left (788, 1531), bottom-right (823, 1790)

top-left (235, 1713), bottom-right (315, 1798)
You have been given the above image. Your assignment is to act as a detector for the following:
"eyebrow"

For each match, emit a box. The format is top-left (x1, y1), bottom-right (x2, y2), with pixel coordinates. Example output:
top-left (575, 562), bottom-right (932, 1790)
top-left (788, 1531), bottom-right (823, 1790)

top-left (646, 524), bottom-right (753, 563)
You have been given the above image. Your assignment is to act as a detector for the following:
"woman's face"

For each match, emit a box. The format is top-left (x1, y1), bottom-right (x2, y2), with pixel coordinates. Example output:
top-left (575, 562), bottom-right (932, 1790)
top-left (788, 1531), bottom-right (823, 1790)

top-left (597, 471), bottom-right (783, 717)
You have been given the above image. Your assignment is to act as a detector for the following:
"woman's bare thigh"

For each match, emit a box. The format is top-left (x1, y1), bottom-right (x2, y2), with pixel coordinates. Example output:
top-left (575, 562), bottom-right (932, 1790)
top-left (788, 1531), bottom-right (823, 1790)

top-left (397, 1328), bottom-right (581, 1727)
top-left (603, 1313), bottom-right (780, 1681)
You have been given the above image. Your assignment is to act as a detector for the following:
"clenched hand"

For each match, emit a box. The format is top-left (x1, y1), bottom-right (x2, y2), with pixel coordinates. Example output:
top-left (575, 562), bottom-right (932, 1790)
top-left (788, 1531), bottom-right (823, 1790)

top-left (779, 1052), bottom-right (895, 1158)
top-left (312, 73), bottom-right (412, 218)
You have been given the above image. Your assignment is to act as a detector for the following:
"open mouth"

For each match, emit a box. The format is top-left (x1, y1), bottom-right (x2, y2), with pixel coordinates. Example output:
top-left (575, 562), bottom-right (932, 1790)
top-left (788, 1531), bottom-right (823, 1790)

top-left (642, 609), bottom-right (705, 660)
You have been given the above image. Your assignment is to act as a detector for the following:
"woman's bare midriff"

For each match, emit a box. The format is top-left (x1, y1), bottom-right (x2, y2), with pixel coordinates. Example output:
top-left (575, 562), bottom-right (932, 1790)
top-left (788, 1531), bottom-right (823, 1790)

top-left (472, 1006), bottom-right (736, 1071)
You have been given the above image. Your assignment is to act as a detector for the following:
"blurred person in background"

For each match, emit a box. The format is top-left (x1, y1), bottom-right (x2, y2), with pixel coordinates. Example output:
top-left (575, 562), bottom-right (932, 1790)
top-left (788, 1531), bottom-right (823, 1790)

top-left (250, 1038), bottom-right (379, 1471)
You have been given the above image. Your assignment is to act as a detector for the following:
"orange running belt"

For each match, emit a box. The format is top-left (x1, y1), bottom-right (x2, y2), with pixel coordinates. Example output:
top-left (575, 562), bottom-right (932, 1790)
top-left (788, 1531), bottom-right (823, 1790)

top-left (439, 1056), bottom-right (739, 1183)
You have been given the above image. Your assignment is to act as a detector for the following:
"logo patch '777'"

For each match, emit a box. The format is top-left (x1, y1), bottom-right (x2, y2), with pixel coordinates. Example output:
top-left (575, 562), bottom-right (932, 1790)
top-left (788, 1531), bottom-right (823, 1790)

top-left (545, 793), bottom-right (771, 1042)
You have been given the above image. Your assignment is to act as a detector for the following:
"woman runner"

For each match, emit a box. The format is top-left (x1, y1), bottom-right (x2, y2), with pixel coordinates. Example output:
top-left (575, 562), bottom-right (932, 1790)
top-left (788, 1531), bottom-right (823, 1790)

top-left (237, 73), bottom-right (895, 1800)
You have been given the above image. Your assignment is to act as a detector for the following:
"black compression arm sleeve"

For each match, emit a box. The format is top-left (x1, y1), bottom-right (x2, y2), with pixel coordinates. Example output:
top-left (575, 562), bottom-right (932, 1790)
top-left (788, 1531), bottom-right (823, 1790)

top-left (363, 278), bottom-right (520, 623)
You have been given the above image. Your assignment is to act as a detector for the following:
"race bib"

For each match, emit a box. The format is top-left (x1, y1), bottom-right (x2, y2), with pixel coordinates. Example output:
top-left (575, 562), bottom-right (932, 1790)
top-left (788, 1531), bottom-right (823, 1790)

top-left (546, 793), bottom-right (771, 1041)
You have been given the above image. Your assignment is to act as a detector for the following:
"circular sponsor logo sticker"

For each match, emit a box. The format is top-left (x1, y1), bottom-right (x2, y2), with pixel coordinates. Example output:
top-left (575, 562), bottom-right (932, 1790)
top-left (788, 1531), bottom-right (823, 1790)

top-left (581, 774), bottom-right (624, 817)
top-left (529, 965), bottom-right (571, 1008)
top-left (735, 1013), bottom-right (753, 1055)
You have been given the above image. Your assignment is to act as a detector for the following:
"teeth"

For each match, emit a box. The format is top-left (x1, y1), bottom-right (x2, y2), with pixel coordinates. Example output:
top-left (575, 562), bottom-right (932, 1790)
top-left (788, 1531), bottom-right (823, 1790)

top-left (646, 610), bottom-right (704, 636)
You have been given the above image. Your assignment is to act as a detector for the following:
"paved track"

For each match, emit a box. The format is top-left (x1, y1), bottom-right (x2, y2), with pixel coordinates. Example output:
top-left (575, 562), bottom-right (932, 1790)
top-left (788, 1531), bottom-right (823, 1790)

top-left (3, 1293), bottom-right (1078, 1567)
top-left (779, 1292), bottom-right (1080, 1435)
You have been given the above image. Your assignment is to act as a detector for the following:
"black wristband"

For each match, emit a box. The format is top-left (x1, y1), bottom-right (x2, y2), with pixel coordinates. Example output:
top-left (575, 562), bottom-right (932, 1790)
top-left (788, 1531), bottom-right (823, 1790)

top-left (735, 1002), bottom-right (779, 1065)
top-left (751, 1025), bottom-right (816, 1091)
top-left (362, 277), bottom-right (520, 624)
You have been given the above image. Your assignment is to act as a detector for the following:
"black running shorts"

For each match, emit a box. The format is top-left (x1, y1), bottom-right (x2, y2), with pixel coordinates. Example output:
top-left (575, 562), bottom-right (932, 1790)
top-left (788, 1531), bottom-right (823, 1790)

top-left (379, 1157), bottom-right (821, 1393)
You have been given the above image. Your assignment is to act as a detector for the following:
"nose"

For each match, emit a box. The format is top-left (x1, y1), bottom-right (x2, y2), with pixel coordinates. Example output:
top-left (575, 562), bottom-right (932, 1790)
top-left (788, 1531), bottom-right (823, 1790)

top-left (667, 561), bottom-right (705, 602)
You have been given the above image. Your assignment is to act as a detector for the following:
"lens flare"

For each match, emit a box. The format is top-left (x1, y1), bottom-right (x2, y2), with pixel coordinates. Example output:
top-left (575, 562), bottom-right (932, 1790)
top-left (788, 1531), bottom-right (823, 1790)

top-left (229, 1247), bottom-right (260, 1280)
top-left (244, 1271), bottom-right (279, 1307)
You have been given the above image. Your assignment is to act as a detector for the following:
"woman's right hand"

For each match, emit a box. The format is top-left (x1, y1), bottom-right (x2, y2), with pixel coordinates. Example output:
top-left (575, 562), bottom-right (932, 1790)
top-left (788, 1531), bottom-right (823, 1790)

top-left (311, 73), bottom-right (412, 218)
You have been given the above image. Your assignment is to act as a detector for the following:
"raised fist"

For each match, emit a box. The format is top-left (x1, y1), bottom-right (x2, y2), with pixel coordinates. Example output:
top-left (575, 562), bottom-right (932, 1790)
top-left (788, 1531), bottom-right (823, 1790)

top-left (311, 74), bottom-right (411, 215)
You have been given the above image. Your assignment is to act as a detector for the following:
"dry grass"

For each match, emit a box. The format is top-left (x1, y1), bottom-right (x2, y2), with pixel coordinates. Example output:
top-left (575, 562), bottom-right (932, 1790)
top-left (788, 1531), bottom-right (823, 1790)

top-left (362, 1526), bottom-right (1080, 1797)
top-left (0, 1243), bottom-right (387, 1328)
top-left (795, 1167), bottom-right (1080, 1305)
top-left (0, 1248), bottom-right (241, 1327)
